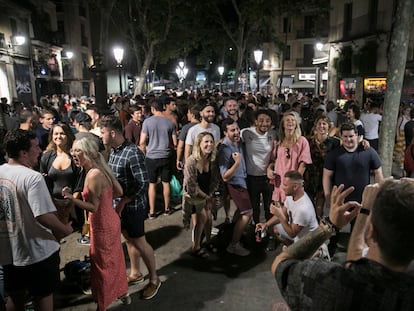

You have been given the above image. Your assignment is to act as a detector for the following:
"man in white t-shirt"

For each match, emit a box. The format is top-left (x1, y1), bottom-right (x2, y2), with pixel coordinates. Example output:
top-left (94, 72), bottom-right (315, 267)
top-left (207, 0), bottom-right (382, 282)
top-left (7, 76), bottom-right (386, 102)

top-left (256, 170), bottom-right (318, 244)
top-left (241, 110), bottom-right (276, 224)
top-left (0, 129), bottom-right (72, 311)
top-left (184, 101), bottom-right (220, 159)
top-left (360, 101), bottom-right (382, 150)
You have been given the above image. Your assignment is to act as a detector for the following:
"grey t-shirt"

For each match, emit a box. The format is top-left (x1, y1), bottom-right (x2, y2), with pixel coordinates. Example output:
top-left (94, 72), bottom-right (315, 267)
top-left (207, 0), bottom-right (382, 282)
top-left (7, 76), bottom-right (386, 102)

top-left (141, 115), bottom-right (176, 159)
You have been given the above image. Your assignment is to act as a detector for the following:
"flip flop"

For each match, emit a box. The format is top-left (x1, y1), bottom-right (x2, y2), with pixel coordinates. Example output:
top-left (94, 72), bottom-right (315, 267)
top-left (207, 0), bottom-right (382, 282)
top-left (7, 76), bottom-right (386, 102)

top-left (191, 248), bottom-right (209, 259)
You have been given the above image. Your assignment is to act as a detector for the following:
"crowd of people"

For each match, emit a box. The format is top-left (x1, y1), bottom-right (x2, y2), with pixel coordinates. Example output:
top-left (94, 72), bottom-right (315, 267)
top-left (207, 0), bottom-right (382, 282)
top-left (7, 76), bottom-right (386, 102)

top-left (0, 89), bottom-right (413, 310)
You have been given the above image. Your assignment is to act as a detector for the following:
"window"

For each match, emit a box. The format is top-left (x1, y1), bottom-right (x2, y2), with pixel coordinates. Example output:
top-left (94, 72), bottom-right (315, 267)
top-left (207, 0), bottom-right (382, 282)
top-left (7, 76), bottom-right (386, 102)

top-left (284, 45), bottom-right (291, 61)
top-left (10, 18), bottom-right (17, 35)
top-left (304, 16), bottom-right (315, 36)
top-left (343, 3), bottom-right (353, 38)
top-left (369, 0), bottom-right (378, 32)
top-left (283, 17), bottom-right (291, 33)
top-left (303, 44), bottom-right (315, 67)
top-left (0, 33), bottom-right (5, 49)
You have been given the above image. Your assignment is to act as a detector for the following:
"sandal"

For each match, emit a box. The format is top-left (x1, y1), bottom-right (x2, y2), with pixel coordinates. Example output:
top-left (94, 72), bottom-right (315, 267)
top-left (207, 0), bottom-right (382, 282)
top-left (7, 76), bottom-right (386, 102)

top-left (191, 248), bottom-right (209, 259)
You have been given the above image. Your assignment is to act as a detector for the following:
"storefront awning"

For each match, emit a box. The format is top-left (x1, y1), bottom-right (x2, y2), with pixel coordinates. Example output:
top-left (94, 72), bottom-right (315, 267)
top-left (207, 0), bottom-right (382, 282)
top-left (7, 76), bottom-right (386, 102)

top-left (276, 77), bottom-right (294, 88)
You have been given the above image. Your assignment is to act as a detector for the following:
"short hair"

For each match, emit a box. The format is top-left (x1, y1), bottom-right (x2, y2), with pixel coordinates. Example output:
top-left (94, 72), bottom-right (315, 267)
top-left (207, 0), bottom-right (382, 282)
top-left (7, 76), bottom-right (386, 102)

top-left (340, 122), bottom-right (357, 134)
top-left (255, 109), bottom-right (272, 120)
top-left (149, 98), bottom-right (164, 112)
top-left (192, 132), bottom-right (216, 162)
top-left (292, 102), bottom-right (301, 109)
top-left (221, 117), bottom-right (237, 133)
top-left (188, 104), bottom-right (201, 120)
top-left (4, 129), bottom-right (36, 159)
top-left (223, 97), bottom-right (238, 107)
top-left (284, 170), bottom-right (304, 182)
top-left (129, 105), bottom-right (141, 114)
top-left (348, 104), bottom-right (361, 119)
top-left (371, 179), bottom-right (414, 266)
top-left (19, 110), bottom-right (34, 124)
top-left (99, 115), bottom-right (123, 133)
top-left (86, 104), bottom-right (99, 114)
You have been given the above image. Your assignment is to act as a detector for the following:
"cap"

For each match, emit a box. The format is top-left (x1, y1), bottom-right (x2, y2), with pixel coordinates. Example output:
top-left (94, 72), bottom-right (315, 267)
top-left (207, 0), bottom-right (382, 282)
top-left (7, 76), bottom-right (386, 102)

top-left (74, 112), bottom-right (92, 123)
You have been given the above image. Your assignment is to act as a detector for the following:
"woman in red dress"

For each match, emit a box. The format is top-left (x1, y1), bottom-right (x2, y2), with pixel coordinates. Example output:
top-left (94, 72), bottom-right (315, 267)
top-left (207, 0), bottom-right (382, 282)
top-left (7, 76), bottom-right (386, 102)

top-left (63, 137), bottom-right (129, 310)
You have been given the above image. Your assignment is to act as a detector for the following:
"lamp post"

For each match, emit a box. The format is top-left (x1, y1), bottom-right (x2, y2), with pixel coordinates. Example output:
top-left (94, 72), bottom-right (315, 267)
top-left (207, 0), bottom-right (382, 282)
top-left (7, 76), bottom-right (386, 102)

top-left (218, 66), bottom-right (224, 91)
top-left (113, 47), bottom-right (124, 95)
top-left (175, 60), bottom-right (188, 89)
top-left (254, 49), bottom-right (263, 93)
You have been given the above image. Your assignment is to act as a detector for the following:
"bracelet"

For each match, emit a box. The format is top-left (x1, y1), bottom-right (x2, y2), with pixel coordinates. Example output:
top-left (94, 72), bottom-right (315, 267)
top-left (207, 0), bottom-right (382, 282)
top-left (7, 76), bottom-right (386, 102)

top-left (320, 216), bottom-right (340, 234)
top-left (360, 208), bottom-right (370, 215)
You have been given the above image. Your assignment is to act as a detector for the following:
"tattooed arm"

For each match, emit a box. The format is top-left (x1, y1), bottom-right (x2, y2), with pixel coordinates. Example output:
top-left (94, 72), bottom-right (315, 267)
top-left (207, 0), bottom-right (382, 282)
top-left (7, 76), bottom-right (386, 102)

top-left (272, 184), bottom-right (361, 275)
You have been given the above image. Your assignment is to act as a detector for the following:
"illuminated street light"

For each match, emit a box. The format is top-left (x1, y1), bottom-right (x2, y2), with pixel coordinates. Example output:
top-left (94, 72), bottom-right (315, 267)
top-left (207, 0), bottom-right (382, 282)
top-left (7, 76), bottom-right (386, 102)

top-left (253, 49), bottom-right (263, 93)
top-left (14, 35), bottom-right (26, 46)
top-left (113, 47), bottom-right (124, 95)
top-left (218, 66), bottom-right (224, 91)
top-left (175, 60), bottom-right (188, 88)
top-left (65, 51), bottom-right (74, 59)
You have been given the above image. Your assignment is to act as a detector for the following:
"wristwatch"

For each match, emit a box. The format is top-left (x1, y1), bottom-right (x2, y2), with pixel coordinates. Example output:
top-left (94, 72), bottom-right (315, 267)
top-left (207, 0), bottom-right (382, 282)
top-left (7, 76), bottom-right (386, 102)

top-left (320, 216), bottom-right (340, 235)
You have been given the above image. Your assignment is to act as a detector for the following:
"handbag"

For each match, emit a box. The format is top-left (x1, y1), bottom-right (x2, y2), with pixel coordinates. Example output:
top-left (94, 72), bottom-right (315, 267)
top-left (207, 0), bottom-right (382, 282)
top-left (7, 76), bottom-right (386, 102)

top-left (81, 210), bottom-right (89, 236)
top-left (170, 175), bottom-right (182, 197)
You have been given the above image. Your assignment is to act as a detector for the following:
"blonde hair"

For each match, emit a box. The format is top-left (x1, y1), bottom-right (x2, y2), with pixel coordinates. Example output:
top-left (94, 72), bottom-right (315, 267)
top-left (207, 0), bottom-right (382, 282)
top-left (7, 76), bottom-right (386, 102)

top-left (73, 137), bottom-right (117, 186)
top-left (192, 132), bottom-right (216, 162)
top-left (279, 112), bottom-right (302, 144)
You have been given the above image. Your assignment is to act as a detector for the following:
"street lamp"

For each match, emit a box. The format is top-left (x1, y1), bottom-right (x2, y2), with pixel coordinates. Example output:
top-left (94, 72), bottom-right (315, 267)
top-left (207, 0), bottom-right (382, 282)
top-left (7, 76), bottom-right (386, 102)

top-left (113, 47), bottom-right (124, 95)
top-left (254, 49), bottom-right (263, 93)
top-left (175, 60), bottom-right (188, 88)
top-left (218, 66), bottom-right (224, 91)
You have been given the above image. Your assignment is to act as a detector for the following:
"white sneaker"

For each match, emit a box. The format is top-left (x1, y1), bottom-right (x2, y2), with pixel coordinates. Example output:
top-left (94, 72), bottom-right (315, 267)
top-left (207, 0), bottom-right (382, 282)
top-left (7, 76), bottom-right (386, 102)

top-left (226, 242), bottom-right (250, 256)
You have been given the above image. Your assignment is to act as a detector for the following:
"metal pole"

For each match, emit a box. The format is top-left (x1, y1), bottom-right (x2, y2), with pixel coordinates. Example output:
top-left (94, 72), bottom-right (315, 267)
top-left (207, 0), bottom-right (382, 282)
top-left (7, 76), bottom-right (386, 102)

top-left (256, 68), bottom-right (260, 93)
top-left (118, 65), bottom-right (123, 95)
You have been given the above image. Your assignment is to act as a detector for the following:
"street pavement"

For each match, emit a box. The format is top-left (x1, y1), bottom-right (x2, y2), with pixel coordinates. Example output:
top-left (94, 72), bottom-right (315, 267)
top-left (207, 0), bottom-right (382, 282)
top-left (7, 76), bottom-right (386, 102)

top-left (55, 200), bottom-right (349, 311)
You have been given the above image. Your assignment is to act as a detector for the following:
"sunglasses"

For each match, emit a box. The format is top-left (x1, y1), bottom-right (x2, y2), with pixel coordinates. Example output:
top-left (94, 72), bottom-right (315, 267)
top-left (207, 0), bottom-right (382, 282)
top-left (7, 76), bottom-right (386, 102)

top-left (285, 148), bottom-right (291, 159)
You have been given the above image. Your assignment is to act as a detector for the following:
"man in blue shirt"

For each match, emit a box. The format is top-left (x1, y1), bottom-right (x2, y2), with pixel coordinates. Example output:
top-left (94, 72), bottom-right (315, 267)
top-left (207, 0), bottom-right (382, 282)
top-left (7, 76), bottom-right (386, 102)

top-left (218, 118), bottom-right (253, 256)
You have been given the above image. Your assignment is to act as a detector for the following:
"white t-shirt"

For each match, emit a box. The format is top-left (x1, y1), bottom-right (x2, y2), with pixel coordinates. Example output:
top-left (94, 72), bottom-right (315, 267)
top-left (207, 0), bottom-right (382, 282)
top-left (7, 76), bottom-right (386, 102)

top-left (241, 127), bottom-right (276, 176)
top-left (0, 164), bottom-right (60, 266)
top-left (284, 192), bottom-right (318, 242)
top-left (185, 123), bottom-right (220, 146)
top-left (360, 112), bottom-right (382, 140)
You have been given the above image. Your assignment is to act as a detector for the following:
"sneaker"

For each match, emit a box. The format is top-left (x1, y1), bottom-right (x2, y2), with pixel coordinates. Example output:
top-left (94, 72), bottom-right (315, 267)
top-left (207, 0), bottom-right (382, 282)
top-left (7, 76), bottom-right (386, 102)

top-left (226, 242), bottom-right (250, 256)
top-left (77, 236), bottom-right (90, 245)
top-left (148, 213), bottom-right (157, 219)
top-left (127, 273), bottom-right (144, 285)
top-left (119, 293), bottom-right (131, 305)
top-left (142, 278), bottom-right (161, 300)
top-left (211, 227), bottom-right (219, 235)
top-left (164, 208), bottom-right (175, 216)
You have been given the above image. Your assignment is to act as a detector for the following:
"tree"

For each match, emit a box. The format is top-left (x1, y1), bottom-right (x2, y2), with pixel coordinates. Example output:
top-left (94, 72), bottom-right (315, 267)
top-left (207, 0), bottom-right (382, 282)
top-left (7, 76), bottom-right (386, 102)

top-left (378, 0), bottom-right (414, 177)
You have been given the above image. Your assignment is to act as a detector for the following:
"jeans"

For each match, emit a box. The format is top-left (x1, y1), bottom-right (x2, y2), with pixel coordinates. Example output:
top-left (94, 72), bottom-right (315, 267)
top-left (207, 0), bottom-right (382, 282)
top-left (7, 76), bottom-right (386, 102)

top-left (247, 175), bottom-right (273, 224)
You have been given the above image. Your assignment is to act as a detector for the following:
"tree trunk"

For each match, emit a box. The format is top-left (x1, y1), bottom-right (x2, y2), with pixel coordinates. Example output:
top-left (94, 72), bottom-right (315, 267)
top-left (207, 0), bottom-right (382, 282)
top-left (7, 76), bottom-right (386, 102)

top-left (379, 0), bottom-right (414, 177)
top-left (134, 43), bottom-right (155, 96)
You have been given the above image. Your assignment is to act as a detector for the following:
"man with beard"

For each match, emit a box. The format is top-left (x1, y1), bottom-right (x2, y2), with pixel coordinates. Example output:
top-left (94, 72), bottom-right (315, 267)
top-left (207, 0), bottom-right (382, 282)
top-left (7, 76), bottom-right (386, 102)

top-left (241, 110), bottom-right (276, 224)
top-left (218, 118), bottom-right (253, 256)
top-left (184, 101), bottom-right (220, 160)
top-left (218, 97), bottom-right (249, 137)
top-left (256, 171), bottom-right (319, 246)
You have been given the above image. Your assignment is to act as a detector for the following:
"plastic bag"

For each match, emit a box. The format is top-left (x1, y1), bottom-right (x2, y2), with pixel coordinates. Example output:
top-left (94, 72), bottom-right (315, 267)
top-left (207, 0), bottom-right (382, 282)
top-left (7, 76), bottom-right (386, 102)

top-left (170, 175), bottom-right (182, 197)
